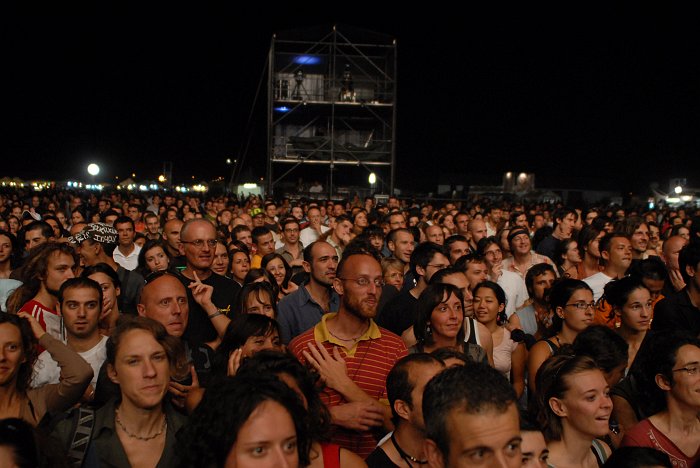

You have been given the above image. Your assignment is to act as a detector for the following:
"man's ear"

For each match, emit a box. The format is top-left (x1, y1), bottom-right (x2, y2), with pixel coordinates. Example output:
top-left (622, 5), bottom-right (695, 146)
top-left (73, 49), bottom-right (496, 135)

top-left (685, 264), bottom-right (696, 281)
top-left (387, 240), bottom-right (396, 253)
top-left (136, 304), bottom-right (146, 317)
top-left (424, 439), bottom-right (445, 468)
top-left (302, 261), bottom-right (311, 273)
top-left (415, 264), bottom-right (426, 278)
top-left (333, 277), bottom-right (344, 296)
top-left (601, 250), bottom-right (610, 263)
top-left (394, 399), bottom-right (411, 422)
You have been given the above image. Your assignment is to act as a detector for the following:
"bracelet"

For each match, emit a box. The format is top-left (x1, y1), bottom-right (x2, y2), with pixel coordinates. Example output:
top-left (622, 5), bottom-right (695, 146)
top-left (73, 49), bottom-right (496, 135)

top-left (208, 307), bottom-right (228, 319)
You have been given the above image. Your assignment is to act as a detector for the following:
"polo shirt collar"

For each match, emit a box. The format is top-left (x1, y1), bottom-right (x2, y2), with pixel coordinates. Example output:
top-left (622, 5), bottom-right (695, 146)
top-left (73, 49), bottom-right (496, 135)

top-left (313, 312), bottom-right (381, 356)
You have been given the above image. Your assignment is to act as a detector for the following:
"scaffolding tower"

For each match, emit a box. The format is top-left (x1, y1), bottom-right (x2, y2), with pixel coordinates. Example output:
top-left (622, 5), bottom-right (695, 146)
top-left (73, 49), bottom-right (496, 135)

top-left (266, 25), bottom-right (397, 197)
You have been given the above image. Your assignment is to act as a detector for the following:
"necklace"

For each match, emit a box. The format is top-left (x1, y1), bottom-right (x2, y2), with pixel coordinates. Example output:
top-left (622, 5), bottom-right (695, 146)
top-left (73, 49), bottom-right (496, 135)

top-left (327, 324), bottom-right (368, 343)
top-left (115, 408), bottom-right (167, 441)
top-left (391, 433), bottom-right (427, 466)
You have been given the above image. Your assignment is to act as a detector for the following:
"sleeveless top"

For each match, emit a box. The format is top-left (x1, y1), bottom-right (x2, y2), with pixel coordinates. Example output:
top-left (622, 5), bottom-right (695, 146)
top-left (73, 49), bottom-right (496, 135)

top-left (464, 317), bottom-right (481, 345)
top-left (547, 439), bottom-right (608, 467)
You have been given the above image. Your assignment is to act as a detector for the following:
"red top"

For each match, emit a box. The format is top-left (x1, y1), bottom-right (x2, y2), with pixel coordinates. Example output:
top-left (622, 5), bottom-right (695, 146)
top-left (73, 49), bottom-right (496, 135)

top-left (289, 313), bottom-right (408, 458)
top-left (621, 418), bottom-right (700, 468)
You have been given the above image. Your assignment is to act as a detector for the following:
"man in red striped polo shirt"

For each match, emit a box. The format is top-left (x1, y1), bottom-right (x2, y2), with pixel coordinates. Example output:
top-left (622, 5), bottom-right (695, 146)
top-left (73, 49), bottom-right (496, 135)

top-left (290, 249), bottom-right (408, 458)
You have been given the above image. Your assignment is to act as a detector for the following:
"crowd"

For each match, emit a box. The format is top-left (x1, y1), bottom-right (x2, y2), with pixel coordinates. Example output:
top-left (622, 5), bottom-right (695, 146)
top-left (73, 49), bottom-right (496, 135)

top-left (0, 187), bottom-right (699, 467)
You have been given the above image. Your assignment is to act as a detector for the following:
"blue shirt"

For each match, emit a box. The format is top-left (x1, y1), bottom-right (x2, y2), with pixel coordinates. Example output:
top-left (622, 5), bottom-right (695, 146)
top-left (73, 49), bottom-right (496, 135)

top-left (276, 283), bottom-right (339, 344)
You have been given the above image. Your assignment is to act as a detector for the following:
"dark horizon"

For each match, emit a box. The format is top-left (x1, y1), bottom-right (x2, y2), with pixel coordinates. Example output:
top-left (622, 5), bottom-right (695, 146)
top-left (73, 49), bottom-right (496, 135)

top-left (5, 7), bottom-right (699, 195)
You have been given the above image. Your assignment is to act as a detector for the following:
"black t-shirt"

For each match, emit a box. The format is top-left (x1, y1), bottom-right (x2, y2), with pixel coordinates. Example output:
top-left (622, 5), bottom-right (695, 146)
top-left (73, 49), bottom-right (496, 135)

top-left (652, 287), bottom-right (700, 337)
top-left (366, 447), bottom-right (399, 468)
top-left (179, 271), bottom-right (240, 344)
top-left (376, 291), bottom-right (418, 336)
top-left (535, 234), bottom-right (559, 261)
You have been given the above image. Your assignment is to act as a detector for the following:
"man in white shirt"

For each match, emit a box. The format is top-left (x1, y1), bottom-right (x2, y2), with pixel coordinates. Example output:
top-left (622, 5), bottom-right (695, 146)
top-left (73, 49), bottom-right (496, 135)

top-left (32, 277), bottom-right (107, 395)
top-left (299, 206), bottom-right (329, 246)
top-left (584, 232), bottom-right (632, 302)
top-left (112, 216), bottom-right (141, 271)
top-left (478, 237), bottom-right (528, 317)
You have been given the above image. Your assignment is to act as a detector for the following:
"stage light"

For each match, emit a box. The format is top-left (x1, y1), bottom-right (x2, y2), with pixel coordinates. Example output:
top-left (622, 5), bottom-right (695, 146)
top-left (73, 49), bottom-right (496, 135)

top-left (87, 163), bottom-right (100, 176)
top-left (293, 55), bottom-right (320, 65)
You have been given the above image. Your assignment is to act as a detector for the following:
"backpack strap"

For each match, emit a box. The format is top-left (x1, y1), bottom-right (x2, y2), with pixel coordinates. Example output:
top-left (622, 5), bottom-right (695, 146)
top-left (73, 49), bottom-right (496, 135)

top-left (66, 406), bottom-right (96, 468)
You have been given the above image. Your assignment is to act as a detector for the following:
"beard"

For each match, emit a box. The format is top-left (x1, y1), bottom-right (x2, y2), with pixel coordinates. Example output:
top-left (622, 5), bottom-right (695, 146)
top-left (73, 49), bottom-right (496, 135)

top-left (342, 291), bottom-right (378, 320)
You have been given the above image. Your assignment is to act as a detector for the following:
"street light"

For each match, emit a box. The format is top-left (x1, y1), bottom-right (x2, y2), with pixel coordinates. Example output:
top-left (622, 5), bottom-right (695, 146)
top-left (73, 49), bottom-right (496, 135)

top-left (87, 163), bottom-right (100, 176)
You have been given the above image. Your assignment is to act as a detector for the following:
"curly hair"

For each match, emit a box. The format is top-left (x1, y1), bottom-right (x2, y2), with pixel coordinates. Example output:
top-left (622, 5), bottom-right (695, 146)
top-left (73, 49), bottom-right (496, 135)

top-left (176, 374), bottom-right (311, 467)
top-left (6, 242), bottom-right (77, 314)
top-left (237, 350), bottom-right (331, 443)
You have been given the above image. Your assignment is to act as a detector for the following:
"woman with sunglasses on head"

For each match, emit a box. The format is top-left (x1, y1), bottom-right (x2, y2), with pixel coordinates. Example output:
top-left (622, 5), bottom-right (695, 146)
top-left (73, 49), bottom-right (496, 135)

top-left (528, 278), bottom-right (595, 394)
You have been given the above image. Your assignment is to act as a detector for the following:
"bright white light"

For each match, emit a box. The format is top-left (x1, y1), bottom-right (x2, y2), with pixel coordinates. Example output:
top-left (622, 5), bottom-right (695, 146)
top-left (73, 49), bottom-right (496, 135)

top-left (368, 173), bottom-right (376, 185)
top-left (518, 172), bottom-right (528, 181)
top-left (243, 183), bottom-right (257, 189)
top-left (226, 158), bottom-right (232, 164)
top-left (674, 185), bottom-right (683, 194)
top-left (87, 163), bottom-right (100, 176)
top-left (139, 185), bottom-right (148, 191)
top-left (681, 195), bottom-right (692, 202)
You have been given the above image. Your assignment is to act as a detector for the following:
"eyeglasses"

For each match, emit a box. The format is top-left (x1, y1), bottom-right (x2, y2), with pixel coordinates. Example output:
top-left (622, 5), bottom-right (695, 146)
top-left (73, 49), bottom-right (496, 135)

top-left (181, 239), bottom-right (217, 249)
top-left (565, 301), bottom-right (596, 310)
top-left (672, 365), bottom-right (699, 376)
top-left (339, 277), bottom-right (385, 288)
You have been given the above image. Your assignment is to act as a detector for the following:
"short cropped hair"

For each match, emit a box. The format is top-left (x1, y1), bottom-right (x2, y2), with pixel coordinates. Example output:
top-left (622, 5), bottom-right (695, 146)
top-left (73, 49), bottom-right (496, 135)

top-left (423, 364), bottom-right (517, 459)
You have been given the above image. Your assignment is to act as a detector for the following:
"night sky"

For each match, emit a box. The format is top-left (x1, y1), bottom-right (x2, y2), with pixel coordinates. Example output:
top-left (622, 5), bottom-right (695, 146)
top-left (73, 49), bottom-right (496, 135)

top-left (4, 6), bottom-right (699, 194)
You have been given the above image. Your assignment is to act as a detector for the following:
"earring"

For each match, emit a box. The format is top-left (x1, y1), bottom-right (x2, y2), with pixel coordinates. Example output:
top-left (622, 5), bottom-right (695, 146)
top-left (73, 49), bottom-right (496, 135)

top-left (426, 323), bottom-right (432, 335)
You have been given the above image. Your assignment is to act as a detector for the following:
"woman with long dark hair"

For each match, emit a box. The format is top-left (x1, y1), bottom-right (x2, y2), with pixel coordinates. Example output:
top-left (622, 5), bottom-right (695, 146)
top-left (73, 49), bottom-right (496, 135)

top-left (527, 278), bottom-right (594, 393)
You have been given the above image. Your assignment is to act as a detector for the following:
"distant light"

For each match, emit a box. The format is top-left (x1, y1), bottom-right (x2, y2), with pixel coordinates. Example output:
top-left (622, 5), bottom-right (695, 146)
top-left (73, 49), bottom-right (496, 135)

top-left (139, 185), bottom-right (148, 191)
top-left (243, 183), bottom-right (257, 189)
top-left (158, 175), bottom-right (166, 183)
top-left (132, 173), bottom-right (136, 178)
top-left (506, 172), bottom-right (512, 179)
top-left (368, 173), bottom-right (377, 185)
top-left (518, 172), bottom-right (528, 182)
top-left (274, 106), bottom-right (291, 113)
top-left (226, 158), bottom-right (232, 164)
top-left (674, 185), bottom-right (683, 194)
top-left (293, 55), bottom-right (320, 65)
top-left (681, 195), bottom-right (693, 202)
top-left (87, 163), bottom-right (100, 176)
top-left (666, 197), bottom-right (680, 203)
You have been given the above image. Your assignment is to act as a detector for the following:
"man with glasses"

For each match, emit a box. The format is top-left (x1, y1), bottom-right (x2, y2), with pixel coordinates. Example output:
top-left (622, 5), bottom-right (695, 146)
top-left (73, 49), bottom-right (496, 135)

top-left (177, 219), bottom-right (238, 346)
top-left (290, 250), bottom-right (408, 458)
top-left (378, 242), bottom-right (450, 336)
top-left (276, 217), bottom-right (304, 275)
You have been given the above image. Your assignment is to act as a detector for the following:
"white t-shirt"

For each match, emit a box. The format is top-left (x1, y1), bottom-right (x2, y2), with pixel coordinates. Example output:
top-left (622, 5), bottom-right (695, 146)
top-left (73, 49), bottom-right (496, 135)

top-left (299, 225), bottom-right (329, 247)
top-left (31, 335), bottom-right (108, 388)
top-left (497, 270), bottom-right (529, 317)
top-left (113, 244), bottom-right (141, 271)
top-left (583, 272), bottom-right (614, 303)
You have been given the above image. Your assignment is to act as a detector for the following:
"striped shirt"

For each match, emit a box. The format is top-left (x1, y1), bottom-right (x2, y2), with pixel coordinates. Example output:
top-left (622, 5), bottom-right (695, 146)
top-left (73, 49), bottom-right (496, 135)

top-left (289, 313), bottom-right (407, 458)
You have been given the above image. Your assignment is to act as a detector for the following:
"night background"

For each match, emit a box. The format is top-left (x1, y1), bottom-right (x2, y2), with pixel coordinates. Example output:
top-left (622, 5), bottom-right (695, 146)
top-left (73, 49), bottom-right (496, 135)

top-left (4, 6), bottom-right (699, 196)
